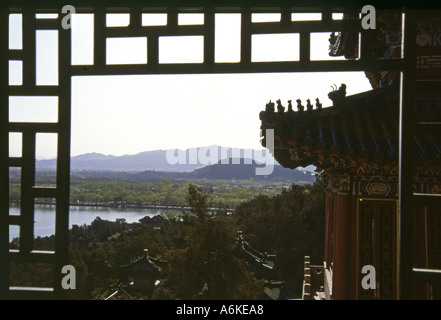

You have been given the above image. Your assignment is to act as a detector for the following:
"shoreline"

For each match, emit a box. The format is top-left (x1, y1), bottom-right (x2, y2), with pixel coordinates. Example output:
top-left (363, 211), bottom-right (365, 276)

top-left (9, 201), bottom-right (234, 212)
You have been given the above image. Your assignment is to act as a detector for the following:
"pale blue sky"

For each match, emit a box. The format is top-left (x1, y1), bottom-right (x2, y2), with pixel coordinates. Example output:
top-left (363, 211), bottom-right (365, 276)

top-left (8, 12), bottom-right (373, 159)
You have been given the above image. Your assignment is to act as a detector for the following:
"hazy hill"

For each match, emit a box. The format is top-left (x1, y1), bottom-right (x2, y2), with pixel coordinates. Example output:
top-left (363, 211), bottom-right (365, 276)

top-left (37, 148), bottom-right (202, 172)
top-left (189, 158), bottom-right (316, 182)
top-left (37, 146), bottom-right (315, 173)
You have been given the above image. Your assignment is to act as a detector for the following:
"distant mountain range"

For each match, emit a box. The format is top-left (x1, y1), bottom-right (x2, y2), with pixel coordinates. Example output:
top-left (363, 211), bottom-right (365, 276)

top-left (37, 146), bottom-right (316, 173)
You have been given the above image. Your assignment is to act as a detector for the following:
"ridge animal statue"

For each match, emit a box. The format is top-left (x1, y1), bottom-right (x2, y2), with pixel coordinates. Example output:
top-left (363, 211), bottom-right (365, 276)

top-left (265, 100), bottom-right (275, 113)
top-left (296, 99), bottom-right (304, 112)
top-left (338, 83), bottom-right (346, 97)
top-left (276, 99), bottom-right (285, 113)
top-left (315, 98), bottom-right (322, 110)
top-left (306, 99), bottom-right (313, 111)
top-left (287, 100), bottom-right (294, 113)
top-left (328, 83), bottom-right (347, 107)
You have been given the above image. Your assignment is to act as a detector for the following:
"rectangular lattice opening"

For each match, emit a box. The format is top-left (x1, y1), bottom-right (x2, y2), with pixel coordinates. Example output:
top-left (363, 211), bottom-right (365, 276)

top-left (9, 167), bottom-right (21, 215)
top-left (9, 225), bottom-right (20, 249)
top-left (36, 30), bottom-right (59, 86)
top-left (35, 13), bottom-right (58, 19)
top-left (252, 13), bottom-right (281, 23)
top-left (9, 13), bottom-right (22, 50)
top-left (142, 13), bottom-right (167, 26)
top-left (9, 60), bottom-right (23, 86)
top-left (9, 132), bottom-right (23, 158)
top-left (251, 33), bottom-right (300, 62)
top-left (159, 36), bottom-right (204, 63)
top-left (9, 96), bottom-right (59, 123)
top-left (291, 13), bottom-right (322, 21)
top-left (35, 133), bottom-right (57, 186)
top-left (106, 13), bottom-right (130, 27)
top-left (178, 13), bottom-right (204, 25)
top-left (215, 13), bottom-right (241, 63)
top-left (71, 14), bottom-right (94, 65)
top-left (106, 37), bottom-right (148, 65)
top-left (33, 198), bottom-right (56, 251)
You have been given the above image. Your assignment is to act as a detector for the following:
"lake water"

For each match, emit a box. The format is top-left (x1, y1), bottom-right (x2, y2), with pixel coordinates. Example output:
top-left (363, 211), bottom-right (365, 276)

top-left (9, 204), bottom-right (182, 241)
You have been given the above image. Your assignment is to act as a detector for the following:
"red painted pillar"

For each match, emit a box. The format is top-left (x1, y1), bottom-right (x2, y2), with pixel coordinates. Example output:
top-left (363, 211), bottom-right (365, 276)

top-left (332, 194), bottom-right (351, 299)
top-left (324, 191), bottom-right (332, 266)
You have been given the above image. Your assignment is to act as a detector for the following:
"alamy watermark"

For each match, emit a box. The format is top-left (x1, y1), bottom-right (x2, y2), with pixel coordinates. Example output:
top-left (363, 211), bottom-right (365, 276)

top-left (61, 5), bottom-right (76, 30)
top-left (361, 265), bottom-right (376, 290)
top-left (61, 265), bottom-right (76, 290)
top-left (361, 5), bottom-right (376, 30)
top-left (166, 129), bottom-right (275, 176)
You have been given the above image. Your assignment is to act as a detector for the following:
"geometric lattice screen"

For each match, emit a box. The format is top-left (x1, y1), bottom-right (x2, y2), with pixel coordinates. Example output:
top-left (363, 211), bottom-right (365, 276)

top-left (357, 200), bottom-right (398, 300)
top-left (0, 3), bottom-right (430, 299)
top-left (2, 8), bottom-right (72, 299)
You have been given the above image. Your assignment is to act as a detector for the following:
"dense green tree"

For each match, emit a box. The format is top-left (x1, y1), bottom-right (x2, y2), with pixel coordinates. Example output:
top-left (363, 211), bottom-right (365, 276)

top-left (185, 183), bottom-right (212, 219)
top-left (234, 176), bottom-right (326, 282)
top-left (163, 184), bottom-right (264, 299)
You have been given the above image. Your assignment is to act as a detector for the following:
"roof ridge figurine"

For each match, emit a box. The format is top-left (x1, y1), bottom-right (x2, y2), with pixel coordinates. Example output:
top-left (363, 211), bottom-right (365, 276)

top-left (328, 83), bottom-right (347, 107)
top-left (315, 98), bottom-right (322, 110)
top-left (306, 99), bottom-right (313, 111)
top-left (265, 100), bottom-right (275, 113)
top-left (296, 99), bottom-right (304, 112)
top-left (287, 100), bottom-right (294, 113)
top-left (276, 99), bottom-right (285, 113)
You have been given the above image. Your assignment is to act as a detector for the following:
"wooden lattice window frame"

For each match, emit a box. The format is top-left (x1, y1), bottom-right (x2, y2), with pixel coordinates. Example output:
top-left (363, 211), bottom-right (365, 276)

top-left (0, 3), bottom-right (429, 299)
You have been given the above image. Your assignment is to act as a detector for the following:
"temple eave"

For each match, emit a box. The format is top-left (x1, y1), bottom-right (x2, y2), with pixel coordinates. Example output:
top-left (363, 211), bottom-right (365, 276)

top-left (260, 85), bottom-right (441, 174)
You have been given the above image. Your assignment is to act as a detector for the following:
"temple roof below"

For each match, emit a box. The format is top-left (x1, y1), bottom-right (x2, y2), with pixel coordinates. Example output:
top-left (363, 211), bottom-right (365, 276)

top-left (120, 250), bottom-right (167, 275)
top-left (231, 232), bottom-right (276, 278)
